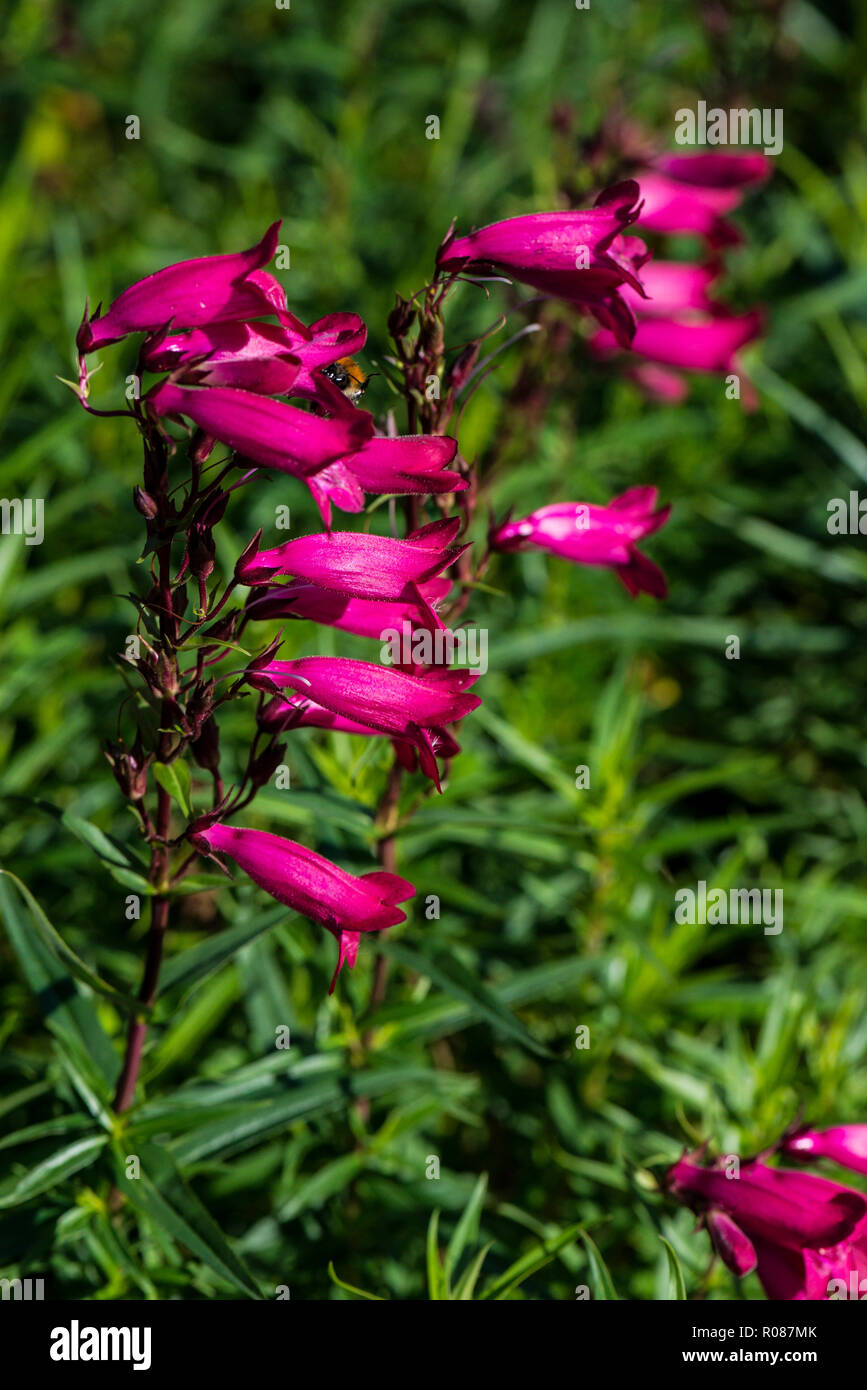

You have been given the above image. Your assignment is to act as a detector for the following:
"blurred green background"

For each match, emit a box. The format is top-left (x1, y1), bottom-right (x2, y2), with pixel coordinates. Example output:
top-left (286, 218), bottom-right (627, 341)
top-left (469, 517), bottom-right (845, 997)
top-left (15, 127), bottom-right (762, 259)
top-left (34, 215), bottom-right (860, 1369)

top-left (1, 0), bottom-right (867, 1300)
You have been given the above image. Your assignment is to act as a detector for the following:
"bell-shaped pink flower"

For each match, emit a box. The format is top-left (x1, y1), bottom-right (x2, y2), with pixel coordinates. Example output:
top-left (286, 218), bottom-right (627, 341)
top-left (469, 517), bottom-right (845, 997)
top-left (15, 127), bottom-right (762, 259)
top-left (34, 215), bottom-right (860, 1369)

top-left (78, 222), bottom-right (286, 353)
top-left (141, 311), bottom-right (367, 413)
top-left (620, 259), bottom-right (720, 317)
top-left (783, 1126), bottom-right (867, 1177)
top-left (247, 655), bottom-right (481, 790)
top-left (343, 435), bottom-right (465, 495)
top-left (190, 821), bottom-right (414, 992)
top-left (259, 688), bottom-right (464, 775)
top-left (437, 181), bottom-right (648, 347)
top-left (299, 436), bottom-right (466, 528)
top-left (246, 577), bottom-right (452, 639)
top-left (147, 380), bottom-right (373, 478)
top-left (276, 311), bottom-right (368, 405)
top-left (637, 152), bottom-right (770, 247)
top-left (142, 321), bottom-right (303, 396)
top-left (490, 487), bottom-right (670, 598)
top-left (236, 517), bottom-right (466, 596)
top-left (596, 310), bottom-right (762, 374)
top-left (668, 1153), bottom-right (867, 1300)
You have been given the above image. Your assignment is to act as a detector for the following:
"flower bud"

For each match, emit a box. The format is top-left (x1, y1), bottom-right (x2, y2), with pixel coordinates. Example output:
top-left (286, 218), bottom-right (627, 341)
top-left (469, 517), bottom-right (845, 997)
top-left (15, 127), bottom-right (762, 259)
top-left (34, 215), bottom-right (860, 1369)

top-left (133, 486), bottom-right (159, 519)
top-left (191, 714), bottom-right (221, 773)
top-left (387, 294), bottom-right (416, 341)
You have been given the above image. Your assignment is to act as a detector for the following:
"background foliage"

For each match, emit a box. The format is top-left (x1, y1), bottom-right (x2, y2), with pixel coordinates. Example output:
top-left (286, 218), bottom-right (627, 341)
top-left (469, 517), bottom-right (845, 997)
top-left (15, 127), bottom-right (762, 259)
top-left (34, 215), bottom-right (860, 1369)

top-left (1, 0), bottom-right (866, 1300)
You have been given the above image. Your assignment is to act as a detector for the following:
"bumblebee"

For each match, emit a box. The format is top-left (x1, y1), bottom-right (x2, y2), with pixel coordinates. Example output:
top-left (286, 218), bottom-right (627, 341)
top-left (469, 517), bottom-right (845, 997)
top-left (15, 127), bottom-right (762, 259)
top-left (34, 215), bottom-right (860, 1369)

top-left (321, 356), bottom-right (371, 404)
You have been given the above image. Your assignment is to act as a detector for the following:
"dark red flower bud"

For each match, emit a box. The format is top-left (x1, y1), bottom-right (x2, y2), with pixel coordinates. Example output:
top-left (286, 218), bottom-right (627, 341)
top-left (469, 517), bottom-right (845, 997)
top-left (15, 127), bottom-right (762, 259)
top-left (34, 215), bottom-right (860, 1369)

top-left (191, 714), bottom-right (221, 773)
top-left (133, 486), bottom-right (159, 519)
top-left (248, 741), bottom-right (287, 790)
top-left (446, 343), bottom-right (480, 395)
top-left (388, 294), bottom-right (416, 341)
top-left (235, 528), bottom-right (263, 583)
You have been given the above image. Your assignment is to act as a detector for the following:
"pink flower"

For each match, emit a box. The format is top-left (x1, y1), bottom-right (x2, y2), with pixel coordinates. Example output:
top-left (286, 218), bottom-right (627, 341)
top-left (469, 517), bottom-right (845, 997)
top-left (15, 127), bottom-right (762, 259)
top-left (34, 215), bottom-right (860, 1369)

top-left (620, 259), bottom-right (720, 318)
top-left (146, 381), bottom-right (373, 516)
top-left (247, 656), bottom-right (481, 790)
top-left (637, 152), bottom-right (771, 247)
top-left (490, 486), bottom-right (670, 598)
top-left (260, 694), bottom-right (392, 740)
top-left (141, 311), bottom-right (367, 413)
top-left (236, 517), bottom-right (466, 596)
top-left (667, 1153), bottom-right (867, 1301)
top-left (190, 822), bottom-right (414, 993)
top-left (301, 435), bottom-right (466, 528)
top-left (245, 577), bottom-right (452, 639)
top-left (78, 222), bottom-right (286, 353)
top-left (142, 321), bottom-right (303, 397)
top-left (591, 255), bottom-right (764, 401)
top-left (276, 311), bottom-right (368, 407)
top-left (597, 310), bottom-right (762, 374)
top-left (259, 686), bottom-right (464, 776)
top-left (783, 1126), bottom-right (867, 1178)
top-left (437, 181), bottom-right (648, 347)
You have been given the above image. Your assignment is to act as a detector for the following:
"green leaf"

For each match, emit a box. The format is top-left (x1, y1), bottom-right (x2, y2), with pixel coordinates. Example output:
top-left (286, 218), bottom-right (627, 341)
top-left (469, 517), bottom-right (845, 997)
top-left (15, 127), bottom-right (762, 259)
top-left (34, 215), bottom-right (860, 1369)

top-left (480, 1222), bottom-right (583, 1300)
top-left (445, 1172), bottom-right (488, 1288)
top-left (379, 940), bottom-right (552, 1058)
top-left (278, 1153), bottom-right (365, 1221)
top-left (160, 905), bottom-right (285, 995)
top-left (426, 1209), bottom-right (444, 1300)
top-left (0, 1113), bottom-right (94, 1154)
top-left (110, 1140), bottom-right (262, 1300)
top-left (452, 1242), bottom-right (494, 1301)
top-left (659, 1236), bottom-right (687, 1300)
top-left (167, 1066), bottom-right (461, 1164)
top-left (0, 868), bottom-right (142, 1017)
top-left (580, 1231), bottom-right (618, 1300)
top-left (153, 760), bottom-right (193, 819)
top-left (61, 813), bottom-right (152, 893)
top-left (327, 1261), bottom-right (385, 1301)
top-left (0, 874), bottom-right (119, 1088)
top-left (0, 1134), bottom-right (107, 1208)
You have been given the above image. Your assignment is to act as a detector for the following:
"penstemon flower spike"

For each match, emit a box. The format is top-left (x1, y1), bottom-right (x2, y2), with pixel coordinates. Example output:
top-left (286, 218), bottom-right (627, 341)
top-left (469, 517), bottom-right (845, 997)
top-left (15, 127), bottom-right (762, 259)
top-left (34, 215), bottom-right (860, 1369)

top-left (77, 183), bottom-right (675, 1113)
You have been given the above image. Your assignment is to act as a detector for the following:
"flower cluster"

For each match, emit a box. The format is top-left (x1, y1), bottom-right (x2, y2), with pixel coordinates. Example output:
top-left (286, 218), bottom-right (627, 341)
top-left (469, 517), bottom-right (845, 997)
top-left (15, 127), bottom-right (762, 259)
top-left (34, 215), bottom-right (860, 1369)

top-left (77, 186), bottom-right (673, 1019)
top-left (592, 151), bottom-right (769, 402)
top-left (667, 1125), bottom-right (867, 1299)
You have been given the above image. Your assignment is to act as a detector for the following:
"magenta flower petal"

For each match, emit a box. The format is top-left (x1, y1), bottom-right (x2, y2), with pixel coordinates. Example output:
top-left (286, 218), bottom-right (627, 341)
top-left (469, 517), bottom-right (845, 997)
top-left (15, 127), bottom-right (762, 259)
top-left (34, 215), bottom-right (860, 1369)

top-left (190, 822), bottom-right (414, 992)
top-left (437, 183), bottom-right (647, 346)
top-left (783, 1126), bottom-right (867, 1177)
top-left (260, 695), bottom-right (387, 738)
top-left (142, 322), bottom-right (303, 396)
top-left (78, 222), bottom-right (285, 353)
top-left (752, 1238), bottom-right (867, 1302)
top-left (438, 181), bottom-right (643, 278)
top-left (236, 517), bottom-right (466, 596)
top-left (668, 1156), bottom-right (867, 1252)
top-left (147, 381), bottom-right (373, 475)
top-left (628, 363), bottom-right (690, 402)
top-left (282, 312), bottom-right (367, 369)
top-left (705, 1209), bottom-right (757, 1277)
top-left (620, 260), bottom-right (720, 317)
top-left (637, 172), bottom-right (746, 246)
top-left (490, 490), bottom-right (670, 598)
top-left (593, 310), bottom-right (762, 374)
top-left (305, 462), bottom-right (367, 526)
top-left (271, 312), bottom-right (369, 409)
top-left (248, 656), bottom-right (481, 789)
top-left (260, 692), bottom-right (465, 779)
top-left (652, 151), bottom-right (772, 190)
top-left (341, 435), bottom-right (465, 498)
top-left (246, 577), bottom-right (451, 639)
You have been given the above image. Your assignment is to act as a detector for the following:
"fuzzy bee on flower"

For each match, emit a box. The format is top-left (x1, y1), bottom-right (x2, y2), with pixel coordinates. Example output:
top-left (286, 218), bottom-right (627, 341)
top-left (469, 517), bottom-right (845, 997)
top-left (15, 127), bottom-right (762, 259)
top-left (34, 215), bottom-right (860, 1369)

top-left (320, 355), bottom-right (371, 404)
